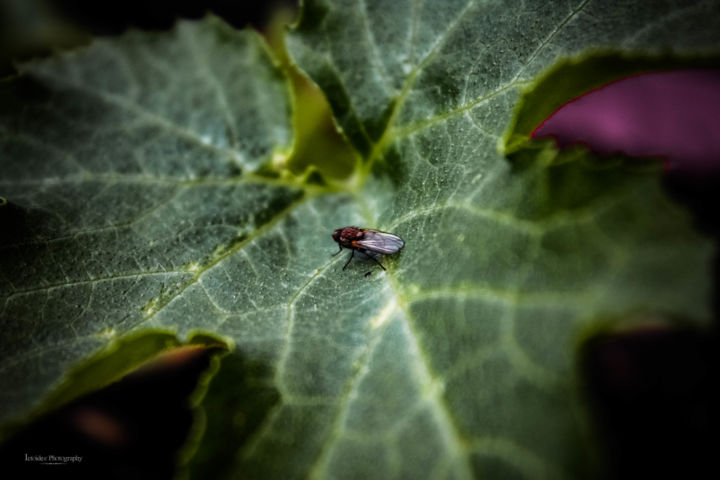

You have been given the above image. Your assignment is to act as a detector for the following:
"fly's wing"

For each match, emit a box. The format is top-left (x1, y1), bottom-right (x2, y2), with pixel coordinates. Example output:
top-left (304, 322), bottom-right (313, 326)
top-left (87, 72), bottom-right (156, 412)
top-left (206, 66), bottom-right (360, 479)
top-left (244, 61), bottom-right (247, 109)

top-left (356, 231), bottom-right (404, 254)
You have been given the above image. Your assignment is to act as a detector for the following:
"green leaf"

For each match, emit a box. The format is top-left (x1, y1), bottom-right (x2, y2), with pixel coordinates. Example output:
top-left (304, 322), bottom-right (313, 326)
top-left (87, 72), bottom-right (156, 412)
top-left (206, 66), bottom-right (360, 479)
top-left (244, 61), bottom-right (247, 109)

top-left (0, 16), bottom-right (298, 427)
top-left (0, 3), bottom-right (717, 480)
top-left (277, 1), bottom-right (714, 478)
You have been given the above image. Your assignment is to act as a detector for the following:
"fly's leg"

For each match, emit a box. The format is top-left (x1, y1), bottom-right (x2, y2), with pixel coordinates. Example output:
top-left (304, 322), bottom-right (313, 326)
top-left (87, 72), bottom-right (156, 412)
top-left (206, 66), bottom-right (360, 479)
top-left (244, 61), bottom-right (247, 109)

top-left (331, 245), bottom-right (343, 256)
top-left (366, 252), bottom-right (386, 271)
top-left (358, 249), bottom-right (386, 273)
top-left (342, 249), bottom-right (355, 270)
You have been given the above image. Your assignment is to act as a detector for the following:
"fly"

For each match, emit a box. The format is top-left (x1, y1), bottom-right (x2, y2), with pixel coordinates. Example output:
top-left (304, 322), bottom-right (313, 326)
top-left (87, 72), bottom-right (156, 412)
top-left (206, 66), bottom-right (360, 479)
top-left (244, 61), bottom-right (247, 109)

top-left (331, 226), bottom-right (404, 275)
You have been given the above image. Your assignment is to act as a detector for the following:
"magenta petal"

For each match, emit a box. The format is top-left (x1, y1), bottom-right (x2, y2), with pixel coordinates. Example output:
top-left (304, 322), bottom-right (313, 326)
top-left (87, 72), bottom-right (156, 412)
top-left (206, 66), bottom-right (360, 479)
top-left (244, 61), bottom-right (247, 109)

top-left (532, 70), bottom-right (720, 172)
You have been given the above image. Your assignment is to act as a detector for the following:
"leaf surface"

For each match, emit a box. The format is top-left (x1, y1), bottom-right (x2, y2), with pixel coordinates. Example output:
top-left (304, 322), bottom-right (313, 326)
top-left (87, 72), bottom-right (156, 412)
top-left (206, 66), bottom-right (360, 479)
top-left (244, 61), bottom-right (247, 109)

top-left (0, 3), bottom-right (718, 479)
top-left (276, 1), bottom-right (717, 478)
top-left (0, 17), bottom-right (297, 426)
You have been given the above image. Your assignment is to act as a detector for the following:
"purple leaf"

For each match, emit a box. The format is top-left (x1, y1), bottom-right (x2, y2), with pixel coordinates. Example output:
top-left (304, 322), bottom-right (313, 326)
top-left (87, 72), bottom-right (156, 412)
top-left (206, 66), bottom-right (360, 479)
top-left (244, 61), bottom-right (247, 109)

top-left (533, 70), bottom-right (720, 172)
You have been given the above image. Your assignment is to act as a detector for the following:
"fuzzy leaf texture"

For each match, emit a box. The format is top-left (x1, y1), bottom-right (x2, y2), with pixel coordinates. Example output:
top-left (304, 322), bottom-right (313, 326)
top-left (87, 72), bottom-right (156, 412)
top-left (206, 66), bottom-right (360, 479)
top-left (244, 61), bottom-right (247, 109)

top-left (1, 2), bottom-right (719, 480)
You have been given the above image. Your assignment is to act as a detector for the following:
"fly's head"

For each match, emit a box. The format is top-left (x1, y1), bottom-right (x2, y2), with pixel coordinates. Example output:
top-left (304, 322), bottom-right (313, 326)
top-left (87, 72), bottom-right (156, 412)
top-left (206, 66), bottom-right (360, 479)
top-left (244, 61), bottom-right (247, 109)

top-left (332, 228), bottom-right (343, 243)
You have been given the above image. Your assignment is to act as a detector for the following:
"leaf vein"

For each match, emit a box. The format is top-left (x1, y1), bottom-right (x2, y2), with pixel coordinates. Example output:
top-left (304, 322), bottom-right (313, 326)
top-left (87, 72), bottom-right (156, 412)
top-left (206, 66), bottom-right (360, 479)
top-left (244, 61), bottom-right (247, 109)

top-left (180, 23), bottom-right (240, 151)
top-left (307, 299), bottom-right (398, 480)
top-left (510, 0), bottom-right (592, 83)
top-left (127, 193), bottom-right (309, 330)
top-left (28, 70), bottom-right (240, 161)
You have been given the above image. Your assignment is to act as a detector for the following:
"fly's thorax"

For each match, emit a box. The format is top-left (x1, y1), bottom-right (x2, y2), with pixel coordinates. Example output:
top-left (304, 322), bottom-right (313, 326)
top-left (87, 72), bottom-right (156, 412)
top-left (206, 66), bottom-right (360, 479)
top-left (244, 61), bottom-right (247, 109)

top-left (340, 226), bottom-right (363, 243)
